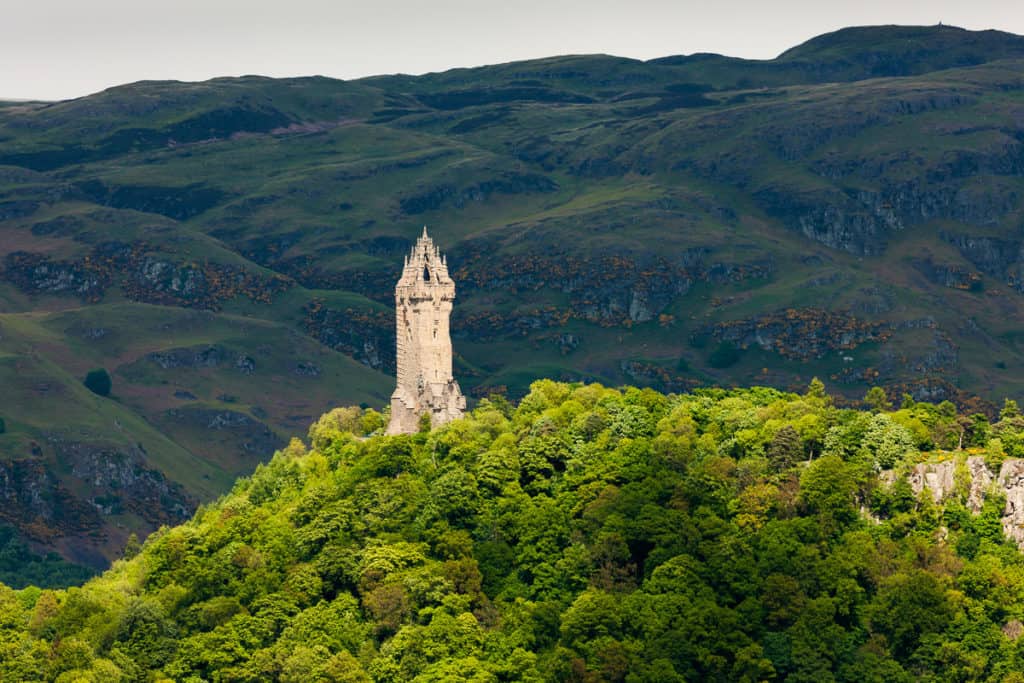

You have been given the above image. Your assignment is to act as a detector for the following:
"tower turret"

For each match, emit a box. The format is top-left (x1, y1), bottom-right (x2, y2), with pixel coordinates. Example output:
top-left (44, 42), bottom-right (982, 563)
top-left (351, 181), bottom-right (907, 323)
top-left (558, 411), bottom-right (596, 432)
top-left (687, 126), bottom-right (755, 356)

top-left (386, 228), bottom-right (466, 434)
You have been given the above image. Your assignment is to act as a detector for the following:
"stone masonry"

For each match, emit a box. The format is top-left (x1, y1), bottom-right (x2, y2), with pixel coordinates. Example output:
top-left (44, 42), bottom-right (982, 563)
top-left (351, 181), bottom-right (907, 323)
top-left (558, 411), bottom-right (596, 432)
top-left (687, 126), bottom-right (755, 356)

top-left (386, 228), bottom-right (466, 434)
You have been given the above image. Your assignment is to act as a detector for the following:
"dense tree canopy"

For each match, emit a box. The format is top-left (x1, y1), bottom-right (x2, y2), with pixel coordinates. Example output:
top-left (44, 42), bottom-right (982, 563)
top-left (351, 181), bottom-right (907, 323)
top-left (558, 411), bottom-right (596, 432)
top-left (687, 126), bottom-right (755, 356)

top-left (2, 380), bottom-right (1024, 681)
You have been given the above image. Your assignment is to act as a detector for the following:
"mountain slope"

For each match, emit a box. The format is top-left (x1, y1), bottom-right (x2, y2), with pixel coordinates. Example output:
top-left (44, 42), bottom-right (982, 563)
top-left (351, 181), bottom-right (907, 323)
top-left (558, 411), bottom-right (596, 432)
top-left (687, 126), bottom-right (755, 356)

top-left (1, 24), bottom-right (1024, 568)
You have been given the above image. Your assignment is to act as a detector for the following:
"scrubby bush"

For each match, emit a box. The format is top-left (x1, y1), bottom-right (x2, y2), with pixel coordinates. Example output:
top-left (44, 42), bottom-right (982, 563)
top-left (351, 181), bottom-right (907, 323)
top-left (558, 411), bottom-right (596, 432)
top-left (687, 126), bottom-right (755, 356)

top-left (83, 368), bottom-right (112, 396)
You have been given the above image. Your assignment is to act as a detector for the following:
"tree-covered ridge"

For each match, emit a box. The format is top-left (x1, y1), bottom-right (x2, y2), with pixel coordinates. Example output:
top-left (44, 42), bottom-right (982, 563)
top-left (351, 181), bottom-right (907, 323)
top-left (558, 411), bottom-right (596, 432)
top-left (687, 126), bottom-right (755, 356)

top-left (4, 382), bottom-right (1024, 681)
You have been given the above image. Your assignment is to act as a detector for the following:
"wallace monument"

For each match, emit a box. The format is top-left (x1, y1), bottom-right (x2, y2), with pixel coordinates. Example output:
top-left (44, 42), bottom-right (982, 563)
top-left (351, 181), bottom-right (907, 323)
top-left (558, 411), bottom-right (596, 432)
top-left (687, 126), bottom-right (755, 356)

top-left (386, 228), bottom-right (467, 434)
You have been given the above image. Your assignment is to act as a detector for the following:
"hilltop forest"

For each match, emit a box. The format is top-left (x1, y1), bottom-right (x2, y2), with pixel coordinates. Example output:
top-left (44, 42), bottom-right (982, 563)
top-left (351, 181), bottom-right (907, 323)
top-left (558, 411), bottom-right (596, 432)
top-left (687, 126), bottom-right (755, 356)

top-left (2, 23), bottom-right (1024, 567)
top-left (4, 381), bottom-right (1024, 681)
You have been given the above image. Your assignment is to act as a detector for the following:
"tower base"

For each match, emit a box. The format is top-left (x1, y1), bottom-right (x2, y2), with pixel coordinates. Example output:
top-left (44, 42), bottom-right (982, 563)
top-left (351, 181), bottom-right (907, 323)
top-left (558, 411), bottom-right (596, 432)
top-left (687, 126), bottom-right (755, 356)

top-left (386, 380), bottom-right (467, 435)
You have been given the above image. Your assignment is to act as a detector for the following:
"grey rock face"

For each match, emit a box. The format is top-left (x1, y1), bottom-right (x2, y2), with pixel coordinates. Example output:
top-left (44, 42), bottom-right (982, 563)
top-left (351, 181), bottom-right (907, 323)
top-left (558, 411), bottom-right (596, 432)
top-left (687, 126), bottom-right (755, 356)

top-left (909, 459), bottom-right (958, 503)
top-left (235, 355), bottom-right (256, 374)
top-left (943, 233), bottom-right (1024, 292)
top-left (53, 438), bottom-right (194, 522)
top-left (999, 460), bottom-right (1024, 547)
top-left (293, 361), bottom-right (321, 377)
top-left (148, 345), bottom-right (224, 369)
top-left (898, 456), bottom-right (1024, 548)
top-left (908, 456), bottom-right (993, 512)
top-left (967, 457), bottom-right (994, 512)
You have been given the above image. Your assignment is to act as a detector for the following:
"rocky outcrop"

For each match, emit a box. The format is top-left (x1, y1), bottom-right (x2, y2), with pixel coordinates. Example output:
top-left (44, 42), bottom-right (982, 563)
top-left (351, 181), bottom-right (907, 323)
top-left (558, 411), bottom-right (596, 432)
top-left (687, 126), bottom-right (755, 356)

top-left (909, 456), bottom-right (991, 511)
top-left (705, 308), bottom-right (891, 360)
top-left (47, 437), bottom-right (195, 525)
top-left (0, 459), bottom-right (102, 536)
top-left (454, 307), bottom-right (571, 341)
top-left (620, 360), bottom-right (698, 394)
top-left (942, 233), bottom-right (1024, 293)
top-left (1, 251), bottom-right (109, 301)
top-left (148, 345), bottom-right (225, 369)
top-left (162, 407), bottom-right (284, 457)
top-left (300, 244), bottom-right (776, 371)
top-left (0, 436), bottom-right (197, 568)
top-left (454, 244), bottom-right (772, 325)
top-left (883, 377), bottom-right (995, 415)
top-left (145, 344), bottom-right (258, 375)
top-left (900, 456), bottom-right (1024, 549)
top-left (751, 175), bottom-right (1021, 258)
top-left (292, 361), bottom-right (321, 377)
top-left (291, 235), bottom-right (770, 323)
top-left (855, 180), bottom-right (1019, 230)
top-left (876, 328), bottom-right (959, 377)
top-left (999, 460), bottom-right (1024, 547)
top-left (2, 241), bottom-right (292, 309)
top-left (753, 186), bottom-right (897, 256)
top-left (913, 257), bottom-right (984, 291)
top-left (302, 301), bottom-right (394, 372)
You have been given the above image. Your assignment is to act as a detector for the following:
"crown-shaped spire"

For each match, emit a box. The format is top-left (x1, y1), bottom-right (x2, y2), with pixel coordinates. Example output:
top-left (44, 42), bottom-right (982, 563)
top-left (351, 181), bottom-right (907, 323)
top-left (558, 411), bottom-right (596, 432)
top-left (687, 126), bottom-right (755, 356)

top-left (398, 225), bottom-right (453, 288)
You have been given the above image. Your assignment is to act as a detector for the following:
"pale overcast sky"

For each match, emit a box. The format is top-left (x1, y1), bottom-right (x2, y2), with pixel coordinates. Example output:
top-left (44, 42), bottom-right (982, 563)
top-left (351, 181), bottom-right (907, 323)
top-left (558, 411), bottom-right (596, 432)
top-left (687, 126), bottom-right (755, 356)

top-left (2, 0), bottom-right (1024, 100)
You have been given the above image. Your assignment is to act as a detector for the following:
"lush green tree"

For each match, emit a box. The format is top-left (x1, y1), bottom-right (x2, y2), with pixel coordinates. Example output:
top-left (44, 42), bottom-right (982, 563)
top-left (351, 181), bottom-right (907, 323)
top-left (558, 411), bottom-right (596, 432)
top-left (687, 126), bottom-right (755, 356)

top-left (122, 533), bottom-right (141, 561)
top-left (799, 455), bottom-right (859, 537)
top-left (767, 425), bottom-right (802, 471)
top-left (806, 377), bottom-right (828, 400)
top-left (863, 386), bottom-right (892, 412)
top-left (861, 414), bottom-right (917, 470)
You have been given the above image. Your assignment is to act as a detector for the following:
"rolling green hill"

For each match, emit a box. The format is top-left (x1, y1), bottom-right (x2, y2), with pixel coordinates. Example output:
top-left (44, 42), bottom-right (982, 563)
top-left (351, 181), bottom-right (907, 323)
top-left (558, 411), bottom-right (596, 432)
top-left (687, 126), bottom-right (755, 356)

top-left (2, 24), bottom-right (1024, 568)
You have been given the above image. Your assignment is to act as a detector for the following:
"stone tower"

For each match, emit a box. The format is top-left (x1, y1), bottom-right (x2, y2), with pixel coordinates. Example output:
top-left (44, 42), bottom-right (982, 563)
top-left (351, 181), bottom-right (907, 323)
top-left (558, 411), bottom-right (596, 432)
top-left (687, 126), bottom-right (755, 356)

top-left (386, 228), bottom-right (466, 434)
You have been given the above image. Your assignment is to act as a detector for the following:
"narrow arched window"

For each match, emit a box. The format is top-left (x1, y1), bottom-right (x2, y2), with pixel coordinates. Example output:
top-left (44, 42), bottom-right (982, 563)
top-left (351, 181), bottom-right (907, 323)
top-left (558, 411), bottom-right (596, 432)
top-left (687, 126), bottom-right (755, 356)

top-left (422, 265), bottom-right (431, 281)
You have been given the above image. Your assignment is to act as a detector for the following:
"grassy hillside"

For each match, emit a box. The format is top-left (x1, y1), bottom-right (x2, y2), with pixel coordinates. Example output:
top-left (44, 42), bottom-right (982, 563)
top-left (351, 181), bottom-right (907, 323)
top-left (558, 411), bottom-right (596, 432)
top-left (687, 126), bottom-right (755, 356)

top-left (3, 381), bottom-right (1024, 680)
top-left (1, 24), bottom-right (1024, 567)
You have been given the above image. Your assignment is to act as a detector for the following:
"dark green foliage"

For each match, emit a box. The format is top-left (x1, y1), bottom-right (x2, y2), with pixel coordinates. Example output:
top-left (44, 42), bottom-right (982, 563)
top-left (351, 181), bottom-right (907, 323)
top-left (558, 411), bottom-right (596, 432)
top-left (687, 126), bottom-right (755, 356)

top-left (3, 381), bottom-right (1024, 680)
top-left (82, 368), bottom-right (111, 397)
top-left (1002, 399), bottom-right (1021, 420)
top-left (767, 425), bottom-right (803, 471)
top-left (0, 416), bottom-right (5, 434)
top-left (866, 571), bottom-right (954, 659)
top-left (122, 533), bottom-right (141, 560)
top-left (0, 527), bottom-right (95, 589)
top-left (708, 341), bottom-right (741, 368)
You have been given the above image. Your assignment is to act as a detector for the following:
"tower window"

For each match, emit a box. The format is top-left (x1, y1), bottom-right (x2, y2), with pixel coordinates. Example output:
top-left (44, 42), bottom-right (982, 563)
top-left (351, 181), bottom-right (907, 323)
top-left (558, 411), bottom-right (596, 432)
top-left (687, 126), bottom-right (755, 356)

top-left (423, 265), bottom-right (431, 282)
